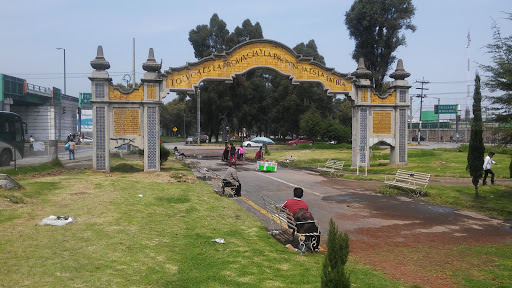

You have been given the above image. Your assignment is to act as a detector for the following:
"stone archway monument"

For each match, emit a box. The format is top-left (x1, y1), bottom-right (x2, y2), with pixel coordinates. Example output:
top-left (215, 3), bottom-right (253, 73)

top-left (89, 39), bottom-right (411, 172)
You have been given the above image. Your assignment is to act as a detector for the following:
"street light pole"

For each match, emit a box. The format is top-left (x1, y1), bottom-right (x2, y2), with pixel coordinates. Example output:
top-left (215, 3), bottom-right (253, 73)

top-left (56, 48), bottom-right (66, 143)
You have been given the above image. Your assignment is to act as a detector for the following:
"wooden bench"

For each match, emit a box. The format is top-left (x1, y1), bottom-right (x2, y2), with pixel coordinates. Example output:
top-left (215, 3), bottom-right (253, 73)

top-left (384, 169), bottom-right (431, 197)
top-left (317, 159), bottom-right (344, 177)
top-left (261, 196), bottom-right (320, 252)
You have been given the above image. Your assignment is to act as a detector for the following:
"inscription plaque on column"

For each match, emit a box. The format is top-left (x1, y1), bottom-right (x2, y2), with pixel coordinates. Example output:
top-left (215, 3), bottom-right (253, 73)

top-left (373, 111), bottom-right (392, 134)
top-left (114, 108), bottom-right (140, 135)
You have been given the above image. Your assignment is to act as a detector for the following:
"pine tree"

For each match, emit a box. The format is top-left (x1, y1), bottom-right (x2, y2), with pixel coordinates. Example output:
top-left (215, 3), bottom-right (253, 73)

top-left (467, 73), bottom-right (485, 197)
top-left (321, 219), bottom-right (350, 288)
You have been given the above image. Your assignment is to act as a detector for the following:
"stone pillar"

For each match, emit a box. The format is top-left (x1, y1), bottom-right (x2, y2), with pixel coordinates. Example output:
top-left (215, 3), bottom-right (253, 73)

top-left (388, 59), bottom-right (411, 165)
top-left (351, 59), bottom-right (372, 168)
top-left (89, 46), bottom-right (112, 172)
top-left (141, 48), bottom-right (163, 172)
top-left (48, 105), bottom-right (58, 161)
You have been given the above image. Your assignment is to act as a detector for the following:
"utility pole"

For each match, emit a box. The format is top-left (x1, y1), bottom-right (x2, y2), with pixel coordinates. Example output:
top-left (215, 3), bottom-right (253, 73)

top-left (415, 78), bottom-right (429, 144)
top-left (196, 87), bottom-right (200, 145)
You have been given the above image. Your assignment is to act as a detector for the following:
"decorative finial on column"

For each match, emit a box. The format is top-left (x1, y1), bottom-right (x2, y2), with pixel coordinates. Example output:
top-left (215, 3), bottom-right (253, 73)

top-left (142, 48), bottom-right (161, 72)
top-left (353, 58), bottom-right (372, 79)
top-left (90, 45), bottom-right (110, 71)
top-left (389, 59), bottom-right (410, 80)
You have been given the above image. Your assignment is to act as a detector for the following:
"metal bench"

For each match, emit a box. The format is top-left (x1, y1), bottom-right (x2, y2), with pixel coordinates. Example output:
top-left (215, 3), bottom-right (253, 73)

top-left (261, 196), bottom-right (320, 252)
top-left (198, 167), bottom-right (238, 197)
top-left (384, 169), bottom-right (431, 197)
top-left (317, 159), bottom-right (344, 177)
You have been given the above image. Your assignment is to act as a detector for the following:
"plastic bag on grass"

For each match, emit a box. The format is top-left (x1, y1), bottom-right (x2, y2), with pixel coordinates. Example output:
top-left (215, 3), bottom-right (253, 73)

top-left (38, 215), bottom-right (75, 226)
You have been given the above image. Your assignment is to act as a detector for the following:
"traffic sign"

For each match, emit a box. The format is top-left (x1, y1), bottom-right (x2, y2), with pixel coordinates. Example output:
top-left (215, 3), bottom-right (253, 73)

top-left (437, 104), bottom-right (458, 114)
top-left (173, 127), bottom-right (177, 132)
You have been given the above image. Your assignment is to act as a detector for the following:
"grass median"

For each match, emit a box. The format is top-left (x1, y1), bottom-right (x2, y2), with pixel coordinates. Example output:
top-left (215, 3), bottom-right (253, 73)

top-left (0, 158), bottom-right (411, 288)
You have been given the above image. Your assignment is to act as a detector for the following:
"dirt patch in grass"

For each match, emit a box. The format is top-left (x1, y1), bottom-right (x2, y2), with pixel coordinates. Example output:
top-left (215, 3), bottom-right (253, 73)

top-left (25, 169), bottom-right (68, 178)
top-left (128, 171), bottom-right (198, 184)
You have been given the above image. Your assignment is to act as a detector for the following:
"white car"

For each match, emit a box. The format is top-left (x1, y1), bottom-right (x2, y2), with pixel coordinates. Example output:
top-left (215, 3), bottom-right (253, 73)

top-left (243, 141), bottom-right (263, 147)
top-left (82, 136), bottom-right (93, 144)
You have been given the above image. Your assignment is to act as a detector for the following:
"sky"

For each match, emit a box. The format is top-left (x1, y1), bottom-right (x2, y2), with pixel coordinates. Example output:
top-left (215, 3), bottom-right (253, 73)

top-left (1, 0), bottom-right (510, 121)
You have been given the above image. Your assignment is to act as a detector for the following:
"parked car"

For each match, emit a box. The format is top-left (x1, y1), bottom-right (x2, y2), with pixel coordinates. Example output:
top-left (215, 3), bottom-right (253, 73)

top-left (411, 135), bottom-right (425, 142)
top-left (200, 135), bottom-right (209, 143)
top-left (286, 137), bottom-right (313, 146)
top-left (185, 136), bottom-right (196, 144)
top-left (243, 141), bottom-right (263, 147)
top-left (82, 136), bottom-right (93, 144)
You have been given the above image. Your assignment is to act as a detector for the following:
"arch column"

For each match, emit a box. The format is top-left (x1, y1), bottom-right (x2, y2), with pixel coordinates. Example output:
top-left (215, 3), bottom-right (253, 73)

top-left (141, 48), bottom-right (163, 172)
top-left (89, 46), bottom-right (112, 172)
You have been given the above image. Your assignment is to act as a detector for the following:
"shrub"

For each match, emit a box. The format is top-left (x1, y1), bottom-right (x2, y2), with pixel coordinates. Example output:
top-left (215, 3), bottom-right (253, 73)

top-left (160, 144), bottom-right (170, 164)
top-left (321, 219), bottom-right (350, 288)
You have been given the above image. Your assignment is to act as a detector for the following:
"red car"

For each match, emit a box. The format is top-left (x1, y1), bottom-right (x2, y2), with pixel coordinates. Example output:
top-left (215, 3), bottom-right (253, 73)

top-left (286, 137), bottom-right (313, 146)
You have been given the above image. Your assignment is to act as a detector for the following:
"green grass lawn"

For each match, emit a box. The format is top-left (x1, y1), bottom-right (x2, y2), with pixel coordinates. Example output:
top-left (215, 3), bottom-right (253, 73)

top-left (1, 147), bottom-right (511, 287)
top-left (0, 158), bottom-right (411, 288)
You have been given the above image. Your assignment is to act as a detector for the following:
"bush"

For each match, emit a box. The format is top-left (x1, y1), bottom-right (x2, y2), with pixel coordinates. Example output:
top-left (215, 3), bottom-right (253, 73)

top-left (160, 144), bottom-right (170, 164)
top-left (321, 219), bottom-right (350, 288)
top-left (133, 145), bottom-right (171, 165)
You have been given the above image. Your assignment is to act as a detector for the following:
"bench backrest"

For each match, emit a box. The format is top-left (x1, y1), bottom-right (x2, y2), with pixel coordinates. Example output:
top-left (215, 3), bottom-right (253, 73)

top-left (395, 169), bottom-right (431, 184)
top-left (262, 195), bottom-right (296, 230)
top-left (325, 159), bottom-right (344, 169)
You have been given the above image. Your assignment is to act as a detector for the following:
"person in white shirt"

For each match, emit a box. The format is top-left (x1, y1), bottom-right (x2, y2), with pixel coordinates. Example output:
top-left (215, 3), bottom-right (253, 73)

top-left (483, 152), bottom-right (497, 185)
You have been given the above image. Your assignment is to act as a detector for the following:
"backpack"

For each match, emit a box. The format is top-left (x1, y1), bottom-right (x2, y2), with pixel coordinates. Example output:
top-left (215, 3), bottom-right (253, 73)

top-left (293, 208), bottom-right (317, 233)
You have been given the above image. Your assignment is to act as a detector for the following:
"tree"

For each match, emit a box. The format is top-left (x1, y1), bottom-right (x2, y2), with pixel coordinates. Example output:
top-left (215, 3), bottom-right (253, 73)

top-left (345, 0), bottom-right (416, 92)
top-left (293, 40), bottom-right (326, 65)
top-left (321, 219), bottom-right (350, 288)
top-left (300, 109), bottom-right (323, 140)
top-left (480, 12), bottom-right (512, 143)
top-left (467, 73), bottom-right (485, 197)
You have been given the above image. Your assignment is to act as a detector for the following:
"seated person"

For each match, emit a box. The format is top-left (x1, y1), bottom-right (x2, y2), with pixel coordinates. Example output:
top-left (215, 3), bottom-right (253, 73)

top-left (173, 146), bottom-right (186, 158)
top-left (254, 147), bottom-right (264, 161)
top-left (222, 163), bottom-right (241, 197)
top-left (282, 187), bottom-right (319, 251)
top-left (282, 187), bottom-right (308, 215)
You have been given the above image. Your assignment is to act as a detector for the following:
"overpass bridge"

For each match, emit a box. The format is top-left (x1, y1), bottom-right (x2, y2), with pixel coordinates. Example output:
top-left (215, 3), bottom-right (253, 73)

top-left (0, 73), bottom-right (79, 141)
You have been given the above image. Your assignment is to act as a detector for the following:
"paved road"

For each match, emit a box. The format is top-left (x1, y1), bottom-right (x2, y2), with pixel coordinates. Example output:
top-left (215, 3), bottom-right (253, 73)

top-left (187, 154), bottom-right (512, 250)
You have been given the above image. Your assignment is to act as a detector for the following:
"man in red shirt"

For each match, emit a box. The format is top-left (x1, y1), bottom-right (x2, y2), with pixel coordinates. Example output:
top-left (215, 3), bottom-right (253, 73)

top-left (282, 187), bottom-right (308, 215)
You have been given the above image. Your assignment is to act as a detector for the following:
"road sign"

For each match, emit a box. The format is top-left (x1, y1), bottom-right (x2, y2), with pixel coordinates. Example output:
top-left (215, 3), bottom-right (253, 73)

top-left (437, 104), bottom-right (458, 114)
top-left (173, 127), bottom-right (177, 132)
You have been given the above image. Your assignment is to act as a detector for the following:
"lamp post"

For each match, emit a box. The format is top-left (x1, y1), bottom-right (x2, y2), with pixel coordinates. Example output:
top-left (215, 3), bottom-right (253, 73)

top-left (56, 48), bottom-right (66, 143)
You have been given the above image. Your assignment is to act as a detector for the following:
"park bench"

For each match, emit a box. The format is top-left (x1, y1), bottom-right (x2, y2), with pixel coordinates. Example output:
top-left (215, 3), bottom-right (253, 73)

top-left (278, 154), bottom-right (296, 168)
top-left (208, 170), bottom-right (238, 198)
top-left (317, 159), bottom-right (344, 177)
top-left (261, 195), bottom-right (320, 252)
top-left (384, 169), bottom-right (431, 197)
top-left (198, 167), bottom-right (237, 197)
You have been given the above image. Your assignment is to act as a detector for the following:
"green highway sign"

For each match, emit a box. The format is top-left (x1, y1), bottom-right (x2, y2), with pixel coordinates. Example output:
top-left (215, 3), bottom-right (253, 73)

top-left (79, 92), bottom-right (92, 106)
top-left (436, 104), bottom-right (458, 114)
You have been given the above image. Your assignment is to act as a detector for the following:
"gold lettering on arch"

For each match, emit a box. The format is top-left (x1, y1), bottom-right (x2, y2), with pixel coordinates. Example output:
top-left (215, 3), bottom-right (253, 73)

top-left (164, 41), bottom-right (352, 95)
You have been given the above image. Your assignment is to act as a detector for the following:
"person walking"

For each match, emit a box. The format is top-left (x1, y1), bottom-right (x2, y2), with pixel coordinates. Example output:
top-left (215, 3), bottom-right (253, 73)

top-left (68, 139), bottom-right (77, 160)
top-left (237, 144), bottom-right (244, 161)
top-left (483, 152), bottom-right (497, 185)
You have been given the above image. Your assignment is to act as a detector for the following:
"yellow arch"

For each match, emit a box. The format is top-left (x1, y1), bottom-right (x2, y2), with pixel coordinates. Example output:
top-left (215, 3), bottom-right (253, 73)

top-left (163, 39), bottom-right (352, 95)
